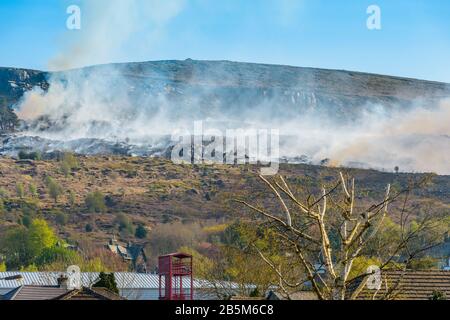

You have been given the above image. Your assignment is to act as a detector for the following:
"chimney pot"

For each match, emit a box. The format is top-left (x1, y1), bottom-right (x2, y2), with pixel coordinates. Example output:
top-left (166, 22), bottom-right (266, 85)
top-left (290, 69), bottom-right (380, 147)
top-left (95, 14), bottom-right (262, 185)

top-left (57, 275), bottom-right (69, 289)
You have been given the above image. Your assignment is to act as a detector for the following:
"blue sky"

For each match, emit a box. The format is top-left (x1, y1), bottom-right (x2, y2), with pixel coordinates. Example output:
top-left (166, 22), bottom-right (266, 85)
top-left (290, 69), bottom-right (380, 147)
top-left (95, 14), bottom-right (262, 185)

top-left (1, 0), bottom-right (450, 82)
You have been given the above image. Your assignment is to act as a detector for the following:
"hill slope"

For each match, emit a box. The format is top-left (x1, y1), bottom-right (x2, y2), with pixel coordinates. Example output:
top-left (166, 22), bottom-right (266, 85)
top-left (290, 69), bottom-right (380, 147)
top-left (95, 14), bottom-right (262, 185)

top-left (0, 156), bottom-right (448, 244)
top-left (2, 60), bottom-right (450, 120)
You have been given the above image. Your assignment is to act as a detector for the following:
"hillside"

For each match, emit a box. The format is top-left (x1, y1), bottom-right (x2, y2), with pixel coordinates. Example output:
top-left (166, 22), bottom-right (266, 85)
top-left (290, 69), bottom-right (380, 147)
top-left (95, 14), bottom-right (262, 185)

top-left (0, 156), bottom-right (448, 245)
top-left (0, 61), bottom-right (448, 269)
top-left (2, 60), bottom-right (450, 120)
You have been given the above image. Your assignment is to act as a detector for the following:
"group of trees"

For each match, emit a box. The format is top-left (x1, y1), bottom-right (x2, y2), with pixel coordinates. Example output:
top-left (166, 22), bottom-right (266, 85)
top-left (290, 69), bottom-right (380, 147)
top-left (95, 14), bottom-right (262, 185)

top-left (0, 219), bottom-right (59, 269)
top-left (0, 218), bottom-right (127, 272)
top-left (150, 172), bottom-right (448, 300)
top-left (1, 145), bottom-right (447, 301)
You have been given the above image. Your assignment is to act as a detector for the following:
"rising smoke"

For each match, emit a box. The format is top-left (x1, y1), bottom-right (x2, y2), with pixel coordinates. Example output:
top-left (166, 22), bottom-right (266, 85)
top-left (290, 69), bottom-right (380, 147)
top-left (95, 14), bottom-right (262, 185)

top-left (14, 0), bottom-right (450, 175)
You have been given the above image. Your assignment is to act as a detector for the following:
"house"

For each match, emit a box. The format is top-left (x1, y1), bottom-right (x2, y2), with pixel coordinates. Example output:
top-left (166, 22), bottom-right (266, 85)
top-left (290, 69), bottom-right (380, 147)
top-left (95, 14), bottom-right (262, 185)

top-left (1, 286), bottom-right (124, 300)
top-left (265, 270), bottom-right (450, 300)
top-left (1, 276), bottom-right (124, 300)
top-left (347, 270), bottom-right (450, 300)
top-left (0, 272), bottom-right (233, 300)
top-left (106, 238), bottom-right (148, 272)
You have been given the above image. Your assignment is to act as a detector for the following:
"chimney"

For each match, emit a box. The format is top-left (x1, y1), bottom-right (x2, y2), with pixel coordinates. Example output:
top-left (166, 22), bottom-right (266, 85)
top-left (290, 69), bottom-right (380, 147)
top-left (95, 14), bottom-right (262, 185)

top-left (57, 275), bottom-right (69, 289)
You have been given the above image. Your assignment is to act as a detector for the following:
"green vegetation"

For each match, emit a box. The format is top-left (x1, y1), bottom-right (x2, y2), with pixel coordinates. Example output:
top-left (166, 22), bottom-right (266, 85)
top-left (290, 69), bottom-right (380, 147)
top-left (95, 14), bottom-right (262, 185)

top-left (0, 218), bottom-right (117, 271)
top-left (93, 272), bottom-right (119, 294)
top-left (18, 151), bottom-right (41, 161)
top-left (407, 257), bottom-right (439, 270)
top-left (348, 257), bottom-right (382, 280)
top-left (0, 155), bottom-right (447, 284)
top-left (85, 191), bottom-right (107, 213)
top-left (68, 190), bottom-right (76, 207)
top-left (28, 183), bottom-right (38, 198)
top-left (115, 213), bottom-right (134, 236)
top-left (54, 211), bottom-right (69, 226)
top-left (16, 182), bottom-right (25, 199)
top-left (178, 246), bottom-right (214, 279)
top-left (59, 152), bottom-right (79, 177)
top-left (0, 188), bottom-right (8, 198)
top-left (0, 219), bottom-right (57, 269)
top-left (85, 223), bottom-right (93, 232)
top-left (0, 199), bottom-right (4, 216)
top-left (135, 224), bottom-right (147, 239)
top-left (429, 290), bottom-right (447, 300)
top-left (45, 176), bottom-right (63, 203)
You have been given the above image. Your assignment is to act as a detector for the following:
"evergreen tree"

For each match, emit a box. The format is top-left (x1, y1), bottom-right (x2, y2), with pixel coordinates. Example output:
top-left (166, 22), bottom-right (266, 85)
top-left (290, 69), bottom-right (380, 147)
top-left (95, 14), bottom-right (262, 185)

top-left (93, 272), bottom-right (119, 294)
top-left (135, 224), bottom-right (148, 239)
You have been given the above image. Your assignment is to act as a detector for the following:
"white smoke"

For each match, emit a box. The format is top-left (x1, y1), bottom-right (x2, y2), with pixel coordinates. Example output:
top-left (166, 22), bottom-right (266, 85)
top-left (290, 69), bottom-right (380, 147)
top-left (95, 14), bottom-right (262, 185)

top-left (279, 101), bottom-right (450, 174)
top-left (13, 0), bottom-right (450, 175)
top-left (50, 0), bottom-right (186, 70)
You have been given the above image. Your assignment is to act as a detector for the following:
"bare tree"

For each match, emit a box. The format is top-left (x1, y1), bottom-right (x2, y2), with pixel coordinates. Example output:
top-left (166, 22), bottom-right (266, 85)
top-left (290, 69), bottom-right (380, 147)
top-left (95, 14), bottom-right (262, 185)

top-left (236, 172), bottom-right (445, 300)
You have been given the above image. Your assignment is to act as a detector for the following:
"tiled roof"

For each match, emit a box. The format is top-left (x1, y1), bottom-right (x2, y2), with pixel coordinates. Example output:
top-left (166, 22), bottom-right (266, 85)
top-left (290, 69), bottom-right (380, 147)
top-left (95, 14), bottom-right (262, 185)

top-left (349, 270), bottom-right (450, 300)
top-left (1, 286), bottom-right (125, 300)
top-left (1, 286), bottom-right (68, 300)
top-left (267, 290), bottom-right (318, 300)
top-left (54, 287), bottom-right (125, 300)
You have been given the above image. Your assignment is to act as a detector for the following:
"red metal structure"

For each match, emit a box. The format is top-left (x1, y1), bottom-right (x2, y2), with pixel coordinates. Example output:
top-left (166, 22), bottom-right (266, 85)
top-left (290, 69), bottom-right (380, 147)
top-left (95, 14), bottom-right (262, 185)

top-left (158, 253), bottom-right (193, 300)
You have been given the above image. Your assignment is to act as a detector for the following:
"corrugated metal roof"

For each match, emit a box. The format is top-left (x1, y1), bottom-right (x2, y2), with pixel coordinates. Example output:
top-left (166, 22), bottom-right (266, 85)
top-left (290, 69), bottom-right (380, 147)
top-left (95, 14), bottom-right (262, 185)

top-left (0, 272), bottom-right (237, 290)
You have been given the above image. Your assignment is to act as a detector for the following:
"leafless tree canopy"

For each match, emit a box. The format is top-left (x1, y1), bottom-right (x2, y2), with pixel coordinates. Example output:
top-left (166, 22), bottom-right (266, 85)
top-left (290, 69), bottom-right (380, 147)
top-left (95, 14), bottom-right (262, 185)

top-left (237, 173), bottom-right (446, 300)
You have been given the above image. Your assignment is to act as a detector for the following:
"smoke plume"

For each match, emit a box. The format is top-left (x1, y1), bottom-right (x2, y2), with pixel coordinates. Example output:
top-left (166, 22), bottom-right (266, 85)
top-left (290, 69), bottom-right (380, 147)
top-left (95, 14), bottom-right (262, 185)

top-left (13, 0), bottom-right (450, 175)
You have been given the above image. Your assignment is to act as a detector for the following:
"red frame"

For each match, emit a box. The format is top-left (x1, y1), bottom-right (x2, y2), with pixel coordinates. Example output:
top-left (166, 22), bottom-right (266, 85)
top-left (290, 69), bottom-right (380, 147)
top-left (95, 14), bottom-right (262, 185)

top-left (158, 253), bottom-right (193, 300)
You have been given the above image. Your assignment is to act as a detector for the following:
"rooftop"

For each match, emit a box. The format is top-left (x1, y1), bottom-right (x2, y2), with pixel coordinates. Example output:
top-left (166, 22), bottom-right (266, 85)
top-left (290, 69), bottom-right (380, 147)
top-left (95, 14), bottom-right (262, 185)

top-left (348, 270), bottom-right (450, 300)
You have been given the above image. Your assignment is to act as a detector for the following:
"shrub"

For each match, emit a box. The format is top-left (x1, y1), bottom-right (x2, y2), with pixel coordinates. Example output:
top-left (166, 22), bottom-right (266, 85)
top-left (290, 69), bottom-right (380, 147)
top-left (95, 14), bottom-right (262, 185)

top-left (22, 215), bottom-right (32, 228)
top-left (115, 213), bottom-right (134, 235)
top-left (60, 162), bottom-right (71, 177)
top-left (59, 152), bottom-right (79, 177)
top-left (28, 184), bottom-right (38, 198)
top-left (61, 152), bottom-right (79, 169)
top-left (0, 188), bottom-right (8, 198)
top-left (54, 211), bottom-right (69, 226)
top-left (19, 199), bottom-right (40, 216)
top-left (68, 191), bottom-right (76, 207)
top-left (0, 199), bottom-right (4, 216)
top-left (85, 191), bottom-right (107, 213)
top-left (430, 290), bottom-right (447, 300)
top-left (16, 183), bottom-right (25, 199)
top-left (45, 177), bottom-right (63, 203)
top-left (85, 224), bottom-right (94, 233)
top-left (35, 246), bottom-right (80, 267)
top-left (18, 151), bottom-right (41, 161)
top-left (135, 225), bottom-right (148, 239)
